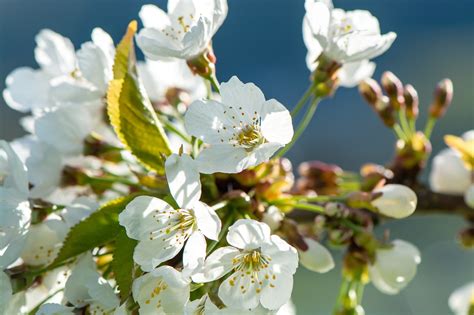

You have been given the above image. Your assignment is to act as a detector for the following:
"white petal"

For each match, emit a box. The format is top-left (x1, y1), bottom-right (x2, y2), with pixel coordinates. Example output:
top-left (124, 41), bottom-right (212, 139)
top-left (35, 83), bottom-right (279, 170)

top-left (218, 271), bottom-right (260, 310)
top-left (260, 99), bottom-right (293, 145)
top-left (60, 197), bottom-right (98, 228)
top-left (49, 76), bottom-right (101, 104)
top-left (165, 153), bottom-right (201, 209)
top-left (136, 28), bottom-right (184, 60)
top-left (464, 185), bottom-right (474, 209)
top-left (449, 282), bottom-right (474, 315)
top-left (182, 17), bottom-right (212, 59)
top-left (303, 17), bottom-right (323, 71)
top-left (220, 76), bottom-right (266, 117)
top-left (0, 271), bottom-right (12, 315)
top-left (2, 67), bottom-right (50, 113)
top-left (132, 266), bottom-right (189, 315)
top-left (226, 219), bottom-right (271, 250)
top-left (77, 42), bottom-right (111, 93)
top-left (35, 29), bottom-right (76, 76)
top-left (133, 238), bottom-right (184, 272)
top-left (118, 196), bottom-right (175, 240)
top-left (0, 140), bottom-right (29, 196)
top-left (338, 60), bottom-right (376, 88)
top-left (139, 4), bottom-right (172, 29)
top-left (192, 246), bottom-right (239, 283)
top-left (260, 272), bottom-right (293, 310)
top-left (183, 231), bottom-right (206, 273)
top-left (193, 201), bottom-right (221, 240)
top-left (36, 303), bottom-right (74, 315)
top-left (304, 1), bottom-right (331, 47)
top-left (262, 206), bottom-right (284, 232)
top-left (91, 28), bottom-right (115, 64)
top-left (262, 235), bottom-right (299, 275)
top-left (184, 99), bottom-right (235, 144)
top-left (195, 144), bottom-right (249, 174)
top-left (429, 149), bottom-right (470, 194)
top-left (298, 238), bottom-right (334, 273)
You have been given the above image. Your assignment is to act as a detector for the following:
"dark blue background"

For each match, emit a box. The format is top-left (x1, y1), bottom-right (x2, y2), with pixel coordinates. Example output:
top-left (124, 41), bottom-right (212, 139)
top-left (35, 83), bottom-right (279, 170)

top-left (1, 1), bottom-right (473, 313)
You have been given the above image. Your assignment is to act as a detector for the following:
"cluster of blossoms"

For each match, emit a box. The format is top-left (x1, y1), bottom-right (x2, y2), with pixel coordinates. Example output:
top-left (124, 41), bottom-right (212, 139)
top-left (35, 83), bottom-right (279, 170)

top-left (0, 0), bottom-right (472, 314)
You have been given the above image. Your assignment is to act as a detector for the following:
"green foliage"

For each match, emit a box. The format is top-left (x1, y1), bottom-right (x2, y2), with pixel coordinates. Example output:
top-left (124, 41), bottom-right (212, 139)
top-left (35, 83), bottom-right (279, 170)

top-left (112, 228), bottom-right (137, 302)
top-left (50, 195), bottom-right (137, 268)
top-left (107, 21), bottom-right (172, 174)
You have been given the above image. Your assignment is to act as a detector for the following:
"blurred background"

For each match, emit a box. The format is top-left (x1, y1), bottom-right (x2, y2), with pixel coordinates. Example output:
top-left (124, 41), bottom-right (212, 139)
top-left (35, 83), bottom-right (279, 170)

top-left (0, 0), bottom-right (473, 314)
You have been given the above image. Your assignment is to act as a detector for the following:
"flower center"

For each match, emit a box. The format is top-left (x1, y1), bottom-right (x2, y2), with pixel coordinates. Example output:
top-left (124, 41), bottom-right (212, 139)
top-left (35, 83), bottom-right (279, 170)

top-left (234, 124), bottom-right (265, 152)
top-left (232, 250), bottom-right (271, 272)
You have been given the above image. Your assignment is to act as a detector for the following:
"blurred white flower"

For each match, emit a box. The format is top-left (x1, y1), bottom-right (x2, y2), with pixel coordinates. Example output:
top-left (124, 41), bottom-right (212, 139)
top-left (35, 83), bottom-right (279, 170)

top-left (59, 197), bottom-right (98, 228)
top-left (119, 154), bottom-right (220, 272)
top-left (371, 184), bottom-right (417, 219)
top-left (137, 0), bottom-right (228, 60)
top-left (0, 271), bottom-right (27, 314)
top-left (0, 141), bottom-right (31, 268)
top-left (430, 131), bottom-right (473, 200)
top-left (185, 76), bottom-right (293, 174)
top-left (298, 237), bottom-right (334, 273)
top-left (261, 206), bottom-right (284, 232)
top-left (132, 265), bottom-right (189, 314)
top-left (464, 184), bottom-right (474, 209)
top-left (138, 59), bottom-right (207, 104)
top-left (36, 304), bottom-right (74, 315)
top-left (193, 219), bottom-right (298, 311)
top-left (449, 282), bottom-right (474, 315)
top-left (64, 253), bottom-right (119, 313)
top-left (368, 239), bottom-right (421, 295)
top-left (20, 216), bottom-right (69, 266)
top-left (303, 0), bottom-right (396, 86)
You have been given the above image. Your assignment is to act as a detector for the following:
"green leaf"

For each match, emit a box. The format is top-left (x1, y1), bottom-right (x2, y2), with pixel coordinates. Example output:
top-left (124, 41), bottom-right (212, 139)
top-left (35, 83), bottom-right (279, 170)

top-left (50, 194), bottom-right (139, 268)
top-left (112, 228), bottom-right (137, 302)
top-left (107, 21), bottom-right (172, 174)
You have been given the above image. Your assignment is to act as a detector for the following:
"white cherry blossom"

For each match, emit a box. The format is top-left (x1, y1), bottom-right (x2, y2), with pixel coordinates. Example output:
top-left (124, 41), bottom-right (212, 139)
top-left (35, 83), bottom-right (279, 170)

top-left (193, 219), bottom-right (298, 311)
top-left (119, 153), bottom-right (220, 272)
top-left (64, 253), bottom-right (119, 313)
top-left (303, 0), bottom-right (396, 86)
top-left (185, 76), bottom-right (294, 174)
top-left (368, 239), bottom-right (421, 295)
top-left (132, 265), bottom-right (189, 315)
top-left (36, 304), bottom-right (74, 315)
top-left (137, 0), bottom-right (228, 60)
top-left (449, 282), bottom-right (474, 315)
top-left (0, 141), bottom-right (31, 268)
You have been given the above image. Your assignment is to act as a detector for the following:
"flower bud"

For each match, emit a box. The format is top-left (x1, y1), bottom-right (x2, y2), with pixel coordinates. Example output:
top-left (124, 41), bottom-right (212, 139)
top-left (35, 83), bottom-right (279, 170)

top-left (298, 237), bottom-right (335, 273)
top-left (458, 226), bottom-right (474, 248)
top-left (403, 84), bottom-right (419, 119)
top-left (262, 206), bottom-right (284, 232)
top-left (359, 78), bottom-right (382, 106)
top-left (368, 240), bottom-right (421, 295)
top-left (297, 160), bottom-right (342, 195)
top-left (381, 72), bottom-right (404, 110)
top-left (371, 184), bottom-right (417, 218)
top-left (374, 96), bottom-right (396, 127)
top-left (429, 79), bottom-right (453, 118)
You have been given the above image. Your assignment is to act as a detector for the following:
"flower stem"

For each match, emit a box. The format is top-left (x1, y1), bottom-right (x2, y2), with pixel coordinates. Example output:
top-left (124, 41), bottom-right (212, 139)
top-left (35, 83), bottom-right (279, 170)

top-left (276, 96), bottom-right (321, 157)
top-left (398, 109), bottom-right (412, 137)
top-left (162, 118), bottom-right (192, 144)
top-left (208, 75), bottom-right (220, 94)
top-left (393, 123), bottom-right (407, 141)
top-left (424, 116), bottom-right (437, 139)
top-left (291, 85), bottom-right (316, 117)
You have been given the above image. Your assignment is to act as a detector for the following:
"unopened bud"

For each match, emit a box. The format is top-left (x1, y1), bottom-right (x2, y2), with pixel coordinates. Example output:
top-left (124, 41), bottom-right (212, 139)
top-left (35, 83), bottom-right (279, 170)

top-left (403, 84), bottom-right (419, 119)
top-left (381, 71), bottom-right (404, 110)
top-left (371, 184), bottom-right (417, 218)
top-left (458, 226), bottom-right (474, 248)
top-left (429, 79), bottom-right (453, 118)
top-left (359, 79), bottom-right (382, 106)
top-left (375, 96), bottom-right (396, 128)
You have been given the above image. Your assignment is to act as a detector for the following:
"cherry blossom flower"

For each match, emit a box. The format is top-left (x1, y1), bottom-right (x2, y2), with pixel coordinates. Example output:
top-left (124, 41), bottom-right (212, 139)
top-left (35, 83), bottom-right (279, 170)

top-left (132, 265), bottom-right (189, 314)
top-left (303, 0), bottom-right (396, 87)
top-left (193, 219), bottom-right (298, 311)
top-left (185, 76), bottom-right (294, 174)
top-left (0, 141), bottom-right (31, 268)
top-left (368, 239), bottom-right (421, 295)
top-left (119, 153), bottom-right (221, 272)
top-left (137, 0), bottom-right (228, 60)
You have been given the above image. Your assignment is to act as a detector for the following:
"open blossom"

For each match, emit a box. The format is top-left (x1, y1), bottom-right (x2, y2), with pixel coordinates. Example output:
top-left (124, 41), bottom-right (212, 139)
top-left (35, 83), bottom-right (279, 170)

top-left (185, 76), bottom-right (294, 174)
top-left (137, 0), bottom-right (228, 60)
top-left (0, 141), bottom-right (31, 268)
top-left (430, 131), bottom-right (474, 207)
top-left (119, 153), bottom-right (221, 272)
top-left (368, 240), bottom-right (421, 295)
top-left (63, 253), bottom-right (119, 313)
top-left (449, 282), bottom-right (474, 315)
top-left (193, 219), bottom-right (298, 311)
top-left (133, 265), bottom-right (190, 314)
top-left (303, 0), bottom-right (396, 87)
